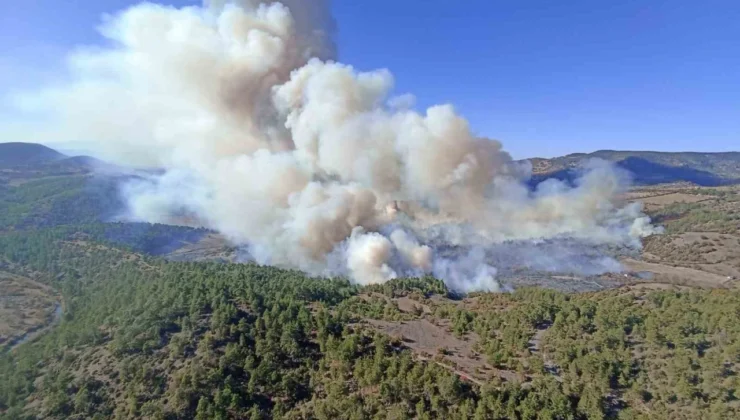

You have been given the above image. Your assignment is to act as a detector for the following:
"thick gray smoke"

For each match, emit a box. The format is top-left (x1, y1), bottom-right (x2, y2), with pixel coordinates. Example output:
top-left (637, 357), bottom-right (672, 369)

top-left (8, 1), bottom-right (662, 292)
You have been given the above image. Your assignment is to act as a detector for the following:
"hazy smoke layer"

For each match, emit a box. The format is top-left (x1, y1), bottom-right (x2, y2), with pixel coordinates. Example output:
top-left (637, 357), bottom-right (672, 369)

top-left (12, 1), bottom-right (661, 292)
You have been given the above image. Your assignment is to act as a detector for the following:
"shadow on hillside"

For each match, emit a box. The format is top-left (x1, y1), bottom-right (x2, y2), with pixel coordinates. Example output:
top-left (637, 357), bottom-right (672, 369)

top-left (530, 157), bottom-right (739, 187)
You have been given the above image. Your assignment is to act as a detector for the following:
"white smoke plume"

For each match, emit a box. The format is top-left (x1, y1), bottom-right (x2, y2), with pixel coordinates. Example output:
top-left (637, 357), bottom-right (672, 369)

top-left (7, 0), bottom-right (661, 292)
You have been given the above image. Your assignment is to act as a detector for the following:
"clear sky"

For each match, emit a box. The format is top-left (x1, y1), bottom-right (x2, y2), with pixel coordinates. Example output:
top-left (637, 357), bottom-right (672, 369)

top-left (1, 0), bottom-right (738, 158)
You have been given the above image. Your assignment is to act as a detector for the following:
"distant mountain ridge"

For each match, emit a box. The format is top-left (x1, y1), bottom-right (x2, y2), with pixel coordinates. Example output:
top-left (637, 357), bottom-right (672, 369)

top-left (0, 142), bottom-right (66, 166)
top-left (0, 142), bottom-right (104, 173)
top-left (526, 150), bottom-right (740, 186)
top-left (3, 142), bottom-right (739, 186)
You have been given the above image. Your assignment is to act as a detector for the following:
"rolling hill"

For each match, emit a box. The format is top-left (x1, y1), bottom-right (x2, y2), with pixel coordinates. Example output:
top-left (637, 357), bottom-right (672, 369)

top-left (4, 142), bottom-right (739, 186)
top-left (0, 142), bottom-right (66, 167)
top-left (526, 150), bottom-right (740, 186)
top-left (0, 143), bottom-right (110, 189)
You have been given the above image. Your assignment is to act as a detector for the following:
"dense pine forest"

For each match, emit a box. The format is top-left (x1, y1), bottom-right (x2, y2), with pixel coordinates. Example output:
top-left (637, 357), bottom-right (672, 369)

top-left (0, 227), bottom-right (738, 419)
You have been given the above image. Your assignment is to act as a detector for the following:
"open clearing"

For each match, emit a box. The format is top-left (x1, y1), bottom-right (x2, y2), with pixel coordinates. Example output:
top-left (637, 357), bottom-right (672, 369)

top-left (638, 192), bottom-right (711, 211)
top-left (616, 184), bottom-right (740, 290)
top-left (166, 233), bottom-right (236, 262)
top-left (0, 271), bottom-right (60, 348)
top-left (363, 317), bottom-right (518, 384)
top-left (621, 258), bottom-right (734, 288)
top-left (643, 231), bottom-right (740, 278)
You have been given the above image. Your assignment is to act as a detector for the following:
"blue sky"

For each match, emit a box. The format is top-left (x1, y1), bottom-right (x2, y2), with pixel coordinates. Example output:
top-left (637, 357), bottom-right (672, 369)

top-left (1, 0), bottom-right (738, 158)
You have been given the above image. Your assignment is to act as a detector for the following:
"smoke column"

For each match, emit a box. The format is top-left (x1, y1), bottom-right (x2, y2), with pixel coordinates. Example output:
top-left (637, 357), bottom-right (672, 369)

top-left (9, 1), bottom-right (661, 292)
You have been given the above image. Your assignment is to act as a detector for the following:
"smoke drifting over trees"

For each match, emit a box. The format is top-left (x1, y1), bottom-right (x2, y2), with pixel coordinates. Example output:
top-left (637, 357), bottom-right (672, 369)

top-left (9, 1), bottom-right (661, 291)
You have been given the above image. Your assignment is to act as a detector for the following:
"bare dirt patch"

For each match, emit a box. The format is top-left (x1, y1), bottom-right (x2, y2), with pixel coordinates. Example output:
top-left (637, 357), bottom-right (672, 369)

top-left (395, 296), bottom-right (431, 314)
top-left (363, 318), bottom-right (517, 383)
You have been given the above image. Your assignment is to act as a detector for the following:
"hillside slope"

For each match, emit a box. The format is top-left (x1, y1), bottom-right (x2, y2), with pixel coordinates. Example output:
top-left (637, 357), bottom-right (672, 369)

top-left (0, 143), bottom-right (740, 419)
top-left (0, 143), bottom-right (66, 167)
top-left (527, 150), bottom-right (740, 186)
top-left (0, 232), bottom-right (738, 420)
top-left (5, 143), bottom-right (738, 186)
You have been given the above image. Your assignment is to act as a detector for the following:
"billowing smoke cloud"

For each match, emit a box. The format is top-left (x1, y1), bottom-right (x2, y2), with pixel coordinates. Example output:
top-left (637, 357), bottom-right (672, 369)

top-left (7, 1), bottom-right (662, 292)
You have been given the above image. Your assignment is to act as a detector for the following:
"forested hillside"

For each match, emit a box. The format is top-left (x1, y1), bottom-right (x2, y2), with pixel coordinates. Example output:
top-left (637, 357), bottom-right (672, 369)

top-left (0, 144), bottom-right (739, 419)
top-left (0, 143), bottom-right (65, 167)
top-left (0, 228), bottom-right (738, 419)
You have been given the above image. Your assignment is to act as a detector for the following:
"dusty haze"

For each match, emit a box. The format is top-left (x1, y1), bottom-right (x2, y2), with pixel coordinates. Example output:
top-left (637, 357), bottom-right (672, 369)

top-left (6, 0), bottom-right (662, 291)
